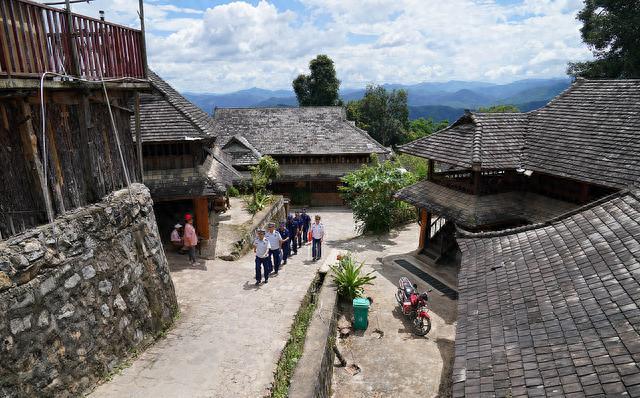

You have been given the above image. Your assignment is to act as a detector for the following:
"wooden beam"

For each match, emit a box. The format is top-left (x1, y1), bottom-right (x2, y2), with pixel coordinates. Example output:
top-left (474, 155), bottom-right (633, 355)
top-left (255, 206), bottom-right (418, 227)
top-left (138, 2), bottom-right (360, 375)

top-left (473, 170), bottom-right (481, 195)
top-left (428, 159), bottom-right (434, 181)
top-left (193, 197), bottom-right (210, 240)
top-left (17, 100), bottom-right (54, 222)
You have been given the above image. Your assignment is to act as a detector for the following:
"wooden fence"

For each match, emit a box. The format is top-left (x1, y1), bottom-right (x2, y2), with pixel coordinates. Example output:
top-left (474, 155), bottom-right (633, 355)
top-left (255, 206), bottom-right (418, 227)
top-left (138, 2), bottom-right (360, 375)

top-left (0, 0), bottom-right (145, 79)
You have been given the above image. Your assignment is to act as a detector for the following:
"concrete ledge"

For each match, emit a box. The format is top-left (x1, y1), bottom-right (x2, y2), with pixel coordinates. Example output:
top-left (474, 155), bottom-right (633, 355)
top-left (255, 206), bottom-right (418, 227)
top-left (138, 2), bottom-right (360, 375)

top-left (289, 273), bottom-right (339, 398)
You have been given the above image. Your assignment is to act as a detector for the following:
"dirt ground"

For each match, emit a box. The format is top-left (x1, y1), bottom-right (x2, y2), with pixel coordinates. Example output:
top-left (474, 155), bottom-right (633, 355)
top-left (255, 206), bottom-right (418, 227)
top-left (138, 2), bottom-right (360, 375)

top-left (330, 223), bottom-right (459, 398)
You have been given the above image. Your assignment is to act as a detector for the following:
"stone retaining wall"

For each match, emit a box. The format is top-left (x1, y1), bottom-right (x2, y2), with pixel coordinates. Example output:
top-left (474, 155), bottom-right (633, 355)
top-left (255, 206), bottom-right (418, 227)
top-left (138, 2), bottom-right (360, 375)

top-left (289, 273), bottom-right (339, 398)
top-left (0, 184), bottom-right (178, 397)
top-left (219, 196), bottom-right (286, 260)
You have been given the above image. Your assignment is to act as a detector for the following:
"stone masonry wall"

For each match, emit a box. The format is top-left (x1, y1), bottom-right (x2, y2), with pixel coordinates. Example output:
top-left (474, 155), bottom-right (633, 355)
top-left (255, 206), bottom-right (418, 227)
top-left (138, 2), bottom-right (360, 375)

top-left (0, 184), bottom-right (178, 397)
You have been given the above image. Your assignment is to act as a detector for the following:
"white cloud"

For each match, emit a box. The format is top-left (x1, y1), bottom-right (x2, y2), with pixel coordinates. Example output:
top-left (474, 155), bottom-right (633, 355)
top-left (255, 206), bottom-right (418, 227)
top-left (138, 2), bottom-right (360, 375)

top-left (33, 0), bottom-right (593, 92)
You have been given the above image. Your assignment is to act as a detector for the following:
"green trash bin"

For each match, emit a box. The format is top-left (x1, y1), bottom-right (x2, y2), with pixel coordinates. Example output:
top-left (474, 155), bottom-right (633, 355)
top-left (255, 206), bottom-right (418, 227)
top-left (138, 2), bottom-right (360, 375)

top-left (353, 298), bottom-right (370, 330)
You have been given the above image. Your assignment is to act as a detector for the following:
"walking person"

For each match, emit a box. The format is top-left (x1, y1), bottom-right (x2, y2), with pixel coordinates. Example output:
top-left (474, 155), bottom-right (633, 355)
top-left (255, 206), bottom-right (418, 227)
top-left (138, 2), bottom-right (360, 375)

top-left (278, 222), bottom-right (291, 265)
top-left (293, 212), bottom-right (303, 249)
top-left (286, 215), bottom-right (298, 255)
top-left (183, 214), bottom-right (198, 265)
top-left (253, 229), bottom-right (272, 286)
top-left (311, 215), bottom-right (325, 262)
top-left (301, 208), bottom-right (311, 244)
top-left (265, 222), bottom-right (283, 275)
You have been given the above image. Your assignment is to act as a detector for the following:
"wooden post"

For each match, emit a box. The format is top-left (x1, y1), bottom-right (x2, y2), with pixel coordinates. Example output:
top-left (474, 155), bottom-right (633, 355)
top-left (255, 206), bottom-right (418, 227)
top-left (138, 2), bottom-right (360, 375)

top-left (418, 209), bottom-right (429, 250)
top-left (138, 0), bottom-right (149, 77)
top-left (580, 182), bottom-right (590, 203)
top-left (194, 197), bottom-right (210, 240)
top-left (17, 100), bottom-right (55, 222)
top-left (473, 170), bottom-right (481, 195)
top-left (65, 0), bottom-right (80, 76)
top-left (134, 92), bottom-right (144, 182)
top-left (428, 159), bottom-right (434, 181)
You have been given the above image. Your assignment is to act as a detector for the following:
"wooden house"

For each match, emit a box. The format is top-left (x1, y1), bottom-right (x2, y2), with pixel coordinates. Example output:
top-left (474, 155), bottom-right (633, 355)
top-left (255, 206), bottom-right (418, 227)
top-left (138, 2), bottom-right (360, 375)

top-left (213, 107), bottom-right (389, 205)
top-left (134, 71), bottom-right (239, 255)
top-left (396, 79), bottom-right (639, 261)
top-left (0, 0), bottom-right (148, 239)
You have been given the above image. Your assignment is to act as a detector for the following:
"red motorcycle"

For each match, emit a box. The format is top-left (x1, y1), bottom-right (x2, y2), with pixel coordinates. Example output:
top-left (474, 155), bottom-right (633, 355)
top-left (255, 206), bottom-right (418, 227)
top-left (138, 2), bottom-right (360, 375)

top-left (395, 277), bottom-right (431, 336)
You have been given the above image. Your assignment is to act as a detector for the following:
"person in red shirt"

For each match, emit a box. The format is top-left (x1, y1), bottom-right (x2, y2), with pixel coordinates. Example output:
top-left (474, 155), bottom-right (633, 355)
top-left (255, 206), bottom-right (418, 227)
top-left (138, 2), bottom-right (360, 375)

top-left (183, 214), bottom-right (198, 265)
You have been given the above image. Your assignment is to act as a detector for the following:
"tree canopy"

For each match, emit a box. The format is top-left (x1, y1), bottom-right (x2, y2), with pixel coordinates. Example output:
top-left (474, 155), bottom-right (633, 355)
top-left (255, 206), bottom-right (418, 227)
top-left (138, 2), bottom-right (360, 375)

top-left (339, 156), bottom-right (416, 233)
top-left (477, 104), bottom-right (520, 113)
top-left (293, 55), bottom-right (341, 106)
top-left (346, 85), bottom-right (409, 147)
top-left (568, 0), bottom-right (640, 78)
top-left (398, 117), bottom-right (449, 145)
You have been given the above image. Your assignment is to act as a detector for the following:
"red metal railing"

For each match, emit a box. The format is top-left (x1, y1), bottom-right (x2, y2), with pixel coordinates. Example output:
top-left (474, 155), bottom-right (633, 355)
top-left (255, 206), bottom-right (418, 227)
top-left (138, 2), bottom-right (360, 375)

top-left (0, 0), bottom-right (146, 79)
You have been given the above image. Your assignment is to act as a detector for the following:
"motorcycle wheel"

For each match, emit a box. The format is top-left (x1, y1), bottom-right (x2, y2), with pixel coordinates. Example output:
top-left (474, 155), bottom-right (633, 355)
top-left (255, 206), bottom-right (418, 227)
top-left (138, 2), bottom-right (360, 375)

top-left (413, 316), bottom-right (432, 336)
top-left (395, 289), bottom-right (404, 305)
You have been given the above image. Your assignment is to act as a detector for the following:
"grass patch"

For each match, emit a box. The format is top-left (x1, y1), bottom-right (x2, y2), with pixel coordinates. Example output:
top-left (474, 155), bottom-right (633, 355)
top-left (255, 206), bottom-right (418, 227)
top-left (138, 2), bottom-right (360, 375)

top-left (270, 274), bottom-right (321, 397)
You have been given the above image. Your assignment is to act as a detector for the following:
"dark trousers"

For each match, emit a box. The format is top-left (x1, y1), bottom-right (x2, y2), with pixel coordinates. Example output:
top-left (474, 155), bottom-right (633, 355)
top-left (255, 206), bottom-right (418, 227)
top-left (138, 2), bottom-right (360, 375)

top-left (296, 233), bottom-right (303, 248)
top-left (290, 233), bottom-right (298, 254)
top-left (255, 256), bottom-right (271, 282)
top-left (312, 238), bottom-right (322, 259)
top-left (303, 225), bottom-right (310, 243)
top-left (282, 240), bottom-right (290, 262)
top-left (188, 246), bottom-right (196, 263)
top-left (269, 249), bottom-right (281, 273)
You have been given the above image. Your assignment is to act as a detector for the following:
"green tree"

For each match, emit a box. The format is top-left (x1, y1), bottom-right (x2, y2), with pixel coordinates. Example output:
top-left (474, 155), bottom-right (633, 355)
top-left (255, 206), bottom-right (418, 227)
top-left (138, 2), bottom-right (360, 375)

top-left (399, 117), bottom-right (449, 144)
top-left (293, 55), bottom-right (341, 106)
top-left (568, 0), bottom-right (640, 78)
top-left (346, 85), bottom-right (409, 146)
top-left (339, 156), bottom-right (417, 233)
top-left (246, 156), bottom-right (280, 214)
top-left (477, 104), bottom-right (520, 113)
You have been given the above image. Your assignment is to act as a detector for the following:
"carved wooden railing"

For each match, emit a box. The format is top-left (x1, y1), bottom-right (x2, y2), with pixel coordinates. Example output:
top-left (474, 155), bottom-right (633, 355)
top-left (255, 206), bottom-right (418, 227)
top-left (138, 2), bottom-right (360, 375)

top-left (0, 0), bottom-right (146, 79)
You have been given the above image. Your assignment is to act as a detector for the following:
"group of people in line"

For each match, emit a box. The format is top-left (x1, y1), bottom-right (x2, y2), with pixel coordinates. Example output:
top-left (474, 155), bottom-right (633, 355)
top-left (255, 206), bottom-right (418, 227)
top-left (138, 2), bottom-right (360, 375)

top-left (170, 214), bottom-right (199, 265)
top-left (253, 209), bottom-right (325, 286)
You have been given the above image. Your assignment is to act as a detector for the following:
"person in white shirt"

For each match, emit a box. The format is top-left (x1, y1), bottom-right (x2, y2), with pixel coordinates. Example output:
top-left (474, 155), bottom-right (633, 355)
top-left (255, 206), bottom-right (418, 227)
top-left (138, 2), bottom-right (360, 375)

top-left (265, 222), bottom-right (283, 275)
top-left (170, 224), bottom-right (183, 251)
top-left (311, 215), bottom-right (325, 261)
top-left (253, 229), bottom-right (272, 285)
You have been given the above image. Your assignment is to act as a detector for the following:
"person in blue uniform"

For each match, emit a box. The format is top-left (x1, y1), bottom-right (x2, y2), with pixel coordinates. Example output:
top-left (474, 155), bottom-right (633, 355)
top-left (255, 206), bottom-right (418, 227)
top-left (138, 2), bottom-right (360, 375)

top-left (265, 222), bottom-right (283, 275)
top-left (293, 211), bottom-right (303, 249)
top-left (286, 215), bottom-right (298, 255)
top-left (278, 222), bottom-right (291, 265)
top-left (301, 208), bottom-right (311, 244)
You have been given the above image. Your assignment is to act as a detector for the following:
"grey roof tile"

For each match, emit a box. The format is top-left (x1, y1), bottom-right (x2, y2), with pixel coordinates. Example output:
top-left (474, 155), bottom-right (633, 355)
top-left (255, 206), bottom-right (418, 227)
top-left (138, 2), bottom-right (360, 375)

top-left (453, 190), bottom-right (640, 397)
top-left (212, 107), bottom-right (389, 158)
top-left (398, 79), bottom-right (640, 189)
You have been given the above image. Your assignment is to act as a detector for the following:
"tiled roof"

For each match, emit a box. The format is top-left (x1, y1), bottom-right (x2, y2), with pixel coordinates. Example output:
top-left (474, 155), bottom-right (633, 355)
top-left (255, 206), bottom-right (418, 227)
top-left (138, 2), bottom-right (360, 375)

top-left (133, 70), bottom-right (216, 142)
top-left (143, 169), bottom-right (225, 200)
top-left (222, 135), bottom-right (263, 166)
top-left (213, 107), bottom-right (389, 156)
top-left (395, 180), bottom-right (577, 229)
top-left (399, 113), bottom-right (527, 169)
top-left (453, 190), bottom-right (640, 397)
top-left (526, 79), bottom-right (640, 189)
top-left (398, 79), bottom-right (640, 188)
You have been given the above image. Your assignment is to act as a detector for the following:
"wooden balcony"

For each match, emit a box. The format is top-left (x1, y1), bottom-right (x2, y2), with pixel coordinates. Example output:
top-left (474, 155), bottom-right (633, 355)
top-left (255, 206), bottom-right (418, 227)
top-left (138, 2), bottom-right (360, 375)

top-left (0, 0), bottom-right (146, 80)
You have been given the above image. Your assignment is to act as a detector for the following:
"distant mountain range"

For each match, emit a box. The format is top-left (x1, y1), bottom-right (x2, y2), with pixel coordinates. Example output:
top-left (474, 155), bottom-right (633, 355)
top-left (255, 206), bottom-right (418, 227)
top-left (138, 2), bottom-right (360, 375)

top-left (183, 78), bottom-right (572, 122)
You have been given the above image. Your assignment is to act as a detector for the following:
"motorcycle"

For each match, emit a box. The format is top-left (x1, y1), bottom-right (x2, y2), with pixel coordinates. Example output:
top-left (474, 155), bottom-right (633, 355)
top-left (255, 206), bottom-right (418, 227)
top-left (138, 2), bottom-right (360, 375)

top-left (395, 276), bottom-right (432, 336)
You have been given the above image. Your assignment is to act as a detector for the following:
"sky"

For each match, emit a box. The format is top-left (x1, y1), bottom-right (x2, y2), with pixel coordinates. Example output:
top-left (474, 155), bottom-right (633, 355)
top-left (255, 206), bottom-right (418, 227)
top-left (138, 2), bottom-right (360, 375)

top-left (44, 0), bottom-right (592, 93)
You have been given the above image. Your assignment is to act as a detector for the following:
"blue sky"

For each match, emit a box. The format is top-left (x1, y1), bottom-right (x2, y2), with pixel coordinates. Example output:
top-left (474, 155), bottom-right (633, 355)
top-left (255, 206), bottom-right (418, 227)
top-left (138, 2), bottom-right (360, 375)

top-left (47, 0), bottom-right (592, 93)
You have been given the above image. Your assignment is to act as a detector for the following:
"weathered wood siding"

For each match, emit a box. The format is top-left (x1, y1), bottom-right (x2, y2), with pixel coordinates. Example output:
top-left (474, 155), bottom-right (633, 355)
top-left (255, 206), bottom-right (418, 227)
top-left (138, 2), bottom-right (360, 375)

top-left (0, 91), bottom-right (140, 238)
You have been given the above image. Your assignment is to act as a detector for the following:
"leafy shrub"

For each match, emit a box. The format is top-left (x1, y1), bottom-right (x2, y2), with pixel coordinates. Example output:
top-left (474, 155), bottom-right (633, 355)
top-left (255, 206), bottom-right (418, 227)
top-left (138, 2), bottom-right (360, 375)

top-left (330, 253), bottom-right (376, 301)
top-left (227, 185), bottom-right (240, 197)
top-left (339, 155), bottom-right (417, 233)
top-left (244, 191), bottom-right (271, 215)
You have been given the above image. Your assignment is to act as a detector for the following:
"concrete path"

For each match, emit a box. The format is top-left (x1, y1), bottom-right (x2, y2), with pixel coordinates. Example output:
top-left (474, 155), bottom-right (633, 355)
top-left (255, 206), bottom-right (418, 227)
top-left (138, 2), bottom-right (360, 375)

top-left (90, 208), bottom-right (356, 398)
top-left (331, 223), bottom-right (458, 398)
